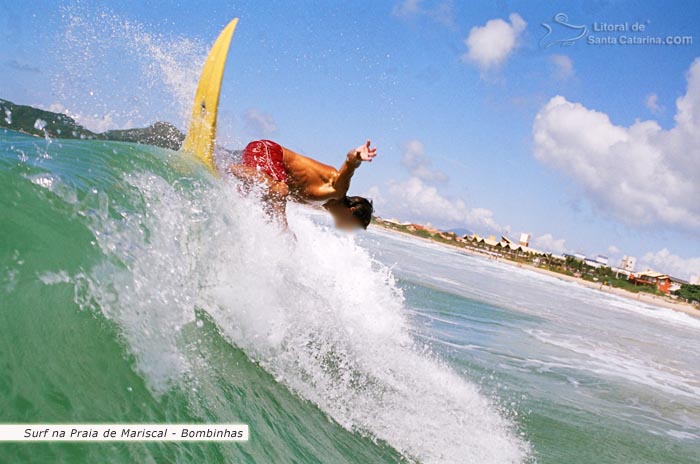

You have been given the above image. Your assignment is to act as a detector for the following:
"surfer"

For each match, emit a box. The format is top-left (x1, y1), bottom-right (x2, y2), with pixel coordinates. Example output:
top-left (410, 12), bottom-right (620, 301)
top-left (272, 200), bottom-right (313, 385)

top-left (227, 139), bottom-right (376, 230)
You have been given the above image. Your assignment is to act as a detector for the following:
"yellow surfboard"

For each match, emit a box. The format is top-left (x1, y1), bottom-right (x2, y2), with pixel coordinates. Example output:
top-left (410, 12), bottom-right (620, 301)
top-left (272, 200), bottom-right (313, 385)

top-left (181, 18), bottom-right (239, 175)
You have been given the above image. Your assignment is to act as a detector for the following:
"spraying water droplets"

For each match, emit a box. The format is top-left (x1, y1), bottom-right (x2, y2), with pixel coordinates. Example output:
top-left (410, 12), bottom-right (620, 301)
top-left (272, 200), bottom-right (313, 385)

top-left (33, 118), bottom-right (47, 131)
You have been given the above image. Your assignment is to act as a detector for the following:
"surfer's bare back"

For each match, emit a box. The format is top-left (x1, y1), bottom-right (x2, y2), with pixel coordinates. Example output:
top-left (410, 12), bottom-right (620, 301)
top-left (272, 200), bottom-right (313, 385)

top-left (227, 139), bottom-right (376, 230)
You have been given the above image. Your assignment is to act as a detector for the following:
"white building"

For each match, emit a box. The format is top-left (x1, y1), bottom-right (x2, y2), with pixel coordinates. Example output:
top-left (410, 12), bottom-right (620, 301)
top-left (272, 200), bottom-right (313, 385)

top-left (585, 259), bottom-right (603, 269)
top-left (691, 275), bottom-right (700, 285)
top-left (620, 255), bottom-right (636, 272)
top-left (595, 255), bottom-right (609, 266)
top-left (518, 233), bottom-right (531, 247)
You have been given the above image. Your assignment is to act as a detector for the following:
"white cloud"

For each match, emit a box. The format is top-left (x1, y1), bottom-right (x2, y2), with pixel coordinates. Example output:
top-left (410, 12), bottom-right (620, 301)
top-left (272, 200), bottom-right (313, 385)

top-left (391, 0), bottom-right (454, 26)
top-left (400, 139), bottom-right (448, 184)
top-left (532, 233), bottom-right (568, 254)
top-left (368, 139), bottom-right (499, 231)
top-left (46, 102), bottom-right (67, 113)
top-left (429, 1), bottom-right (454, 27)
top-left (391, 0), bottom-right (422, 18)
top-left (463, 13), bottom-right (526, 72)
top-left (75, 112), bottom-right (132, 133)
top-left (243, 108), bottom-right (277, 138)
top-left (400, 139), bottom-right (426, 168)
top-left (550, 54), bottom-right (574, 80)
top-left (645, 93), bottom-right (664, 114)
top-left (640, 248), bottom-right (700, 280)
top-left (377, 177), bottom-right (500, 230)
top-left (364, 185), bottom-right (385, 206)
top-left (39, 102), bottom-right (132, 133)
top-left (532, 58), bottom-right (700, 234)
top-left (608, 245), bottom-right (621, 255)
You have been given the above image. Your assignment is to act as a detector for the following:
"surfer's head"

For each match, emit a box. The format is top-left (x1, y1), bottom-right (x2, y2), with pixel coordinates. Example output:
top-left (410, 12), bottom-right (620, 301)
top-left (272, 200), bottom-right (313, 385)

top-left (325, 196), bottom-right (373, 230)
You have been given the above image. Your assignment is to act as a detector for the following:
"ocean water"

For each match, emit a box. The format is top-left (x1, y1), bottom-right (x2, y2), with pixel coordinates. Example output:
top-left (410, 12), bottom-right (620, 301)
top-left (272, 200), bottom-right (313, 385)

top-left (1, 131), bottom-right (527, 463)
top-left (2, 131), bottom-right (699, 464)
top-left (360, 229), bottom-right (700, 464)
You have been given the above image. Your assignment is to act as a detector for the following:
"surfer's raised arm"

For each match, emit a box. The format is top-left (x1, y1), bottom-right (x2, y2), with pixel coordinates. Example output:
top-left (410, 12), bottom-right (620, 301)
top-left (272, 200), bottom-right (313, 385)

top-left (228, 138), bottom-right (374, 231)
top-left (331, 140), bottom-right (377, 198)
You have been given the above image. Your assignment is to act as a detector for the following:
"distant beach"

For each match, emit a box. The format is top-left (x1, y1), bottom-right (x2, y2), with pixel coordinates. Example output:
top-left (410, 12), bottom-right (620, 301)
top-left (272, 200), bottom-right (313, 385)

top-left (374, 223), bottom-right (700, 319)
top-left (518, 261), bottom-right (700, 318)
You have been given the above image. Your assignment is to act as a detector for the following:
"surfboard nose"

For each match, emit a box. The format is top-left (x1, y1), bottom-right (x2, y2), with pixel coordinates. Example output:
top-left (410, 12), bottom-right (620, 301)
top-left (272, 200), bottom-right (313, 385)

top-left (181, 18), bottom-right (239, 175)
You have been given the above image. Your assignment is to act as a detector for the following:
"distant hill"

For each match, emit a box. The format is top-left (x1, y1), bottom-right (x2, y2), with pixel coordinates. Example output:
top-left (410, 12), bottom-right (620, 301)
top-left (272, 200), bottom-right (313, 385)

top-left (0, 98), bottom-right (96, 140)
top-left (0, 98), bottom-right (184, 151)
top-left (102, 122), bottom-right (184, 151)
top-left (448, 228), bottom-right (472, 237)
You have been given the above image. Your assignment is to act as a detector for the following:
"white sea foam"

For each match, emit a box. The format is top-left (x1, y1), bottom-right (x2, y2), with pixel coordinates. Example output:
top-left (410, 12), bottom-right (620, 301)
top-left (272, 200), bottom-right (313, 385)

top-left (362, 230), bottom-right (700, 427)
top-left (76, 171), bottom-right (529, 464)
top-left (26, 173), bottom-right (78, 204)
top-left (41, 6), bottom-right (530, 461)
top-left (526, 329), bottom-right (700, 399)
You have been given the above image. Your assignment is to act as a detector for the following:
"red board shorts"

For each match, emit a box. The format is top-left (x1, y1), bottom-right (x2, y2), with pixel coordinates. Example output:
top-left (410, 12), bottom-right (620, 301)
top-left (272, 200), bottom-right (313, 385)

top-left (242, 140), bottom-right (288, 183)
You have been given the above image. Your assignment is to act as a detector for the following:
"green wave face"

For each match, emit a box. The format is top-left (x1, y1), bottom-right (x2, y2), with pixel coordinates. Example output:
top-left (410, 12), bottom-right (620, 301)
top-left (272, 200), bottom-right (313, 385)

top-left (0, 130), bottom-right (528, 464)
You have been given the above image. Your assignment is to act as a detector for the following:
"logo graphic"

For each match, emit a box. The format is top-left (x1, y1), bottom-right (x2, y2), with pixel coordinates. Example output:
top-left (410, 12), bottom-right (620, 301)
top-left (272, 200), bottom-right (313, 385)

top-left (540, 13), bottom-right (588, 48)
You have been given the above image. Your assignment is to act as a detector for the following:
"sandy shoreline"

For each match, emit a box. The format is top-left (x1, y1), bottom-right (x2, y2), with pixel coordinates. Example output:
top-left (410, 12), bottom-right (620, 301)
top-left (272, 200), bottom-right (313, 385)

top-left (375, 226), bottom-right (700, 319)
top-left (518, 262), bottom-right (700, 318)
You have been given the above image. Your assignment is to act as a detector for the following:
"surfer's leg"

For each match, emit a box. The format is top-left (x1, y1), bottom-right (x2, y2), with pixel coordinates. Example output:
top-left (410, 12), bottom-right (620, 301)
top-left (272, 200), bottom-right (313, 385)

top-left (227, 163), bottom-right (259, 181)
top-left (228, 164), bottom-right (287, 194)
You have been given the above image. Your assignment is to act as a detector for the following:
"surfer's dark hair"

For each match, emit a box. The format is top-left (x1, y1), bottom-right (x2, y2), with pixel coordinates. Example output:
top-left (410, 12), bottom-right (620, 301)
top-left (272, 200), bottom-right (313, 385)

top-left (344, 196), bottom-right (373, 229)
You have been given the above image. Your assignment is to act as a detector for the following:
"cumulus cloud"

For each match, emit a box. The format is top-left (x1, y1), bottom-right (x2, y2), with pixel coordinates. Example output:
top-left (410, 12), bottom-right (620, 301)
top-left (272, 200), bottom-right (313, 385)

top-left (400, 140), bottom-right (448, 184)
top-left (645, 93), bottom-right (664, 114)
top-left (532, 233), bottom-right (568, 254)
top-left (532, 58), bottom-right (700, 234)
top-left (243, 108), bottom-right (277, 138)
top-left (549, 54), bottom-right (574, 80)
top-left (75, 112), bottom-right (131, 133)
top-left (376, 177), bottom-right (500, 230)
top-left (608, 245), bottom-right (621, 255)
top-left (364, 185), bottom-right (385, 206)
top-left (367, 139), bottom-right (500, 231)
top-left (463, 13), bottom-right (526, 72)
top-left (640, 249), bottom-right (700, 280)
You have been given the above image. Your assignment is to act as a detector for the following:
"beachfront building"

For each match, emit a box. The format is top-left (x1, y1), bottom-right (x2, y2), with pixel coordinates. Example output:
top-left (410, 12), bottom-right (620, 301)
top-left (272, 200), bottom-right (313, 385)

top-left (620, 255), bottom-right (636, 272)
top-left (612, 267), bottom-right (632, 278)
top-left (484, 235), bottom-right (499, 247)
top-left (669, 276), bottom-right (688, 293)
top-left (595, 255), bottom-right (609, 266)
top-left (439, 232), bottom-right (456, 241)
top-left (519, 233), bottom-right (531, 247)
top-left (630, 270), bottom-right (672, 294)
top-left (424, 224), bottom-right (440, 235)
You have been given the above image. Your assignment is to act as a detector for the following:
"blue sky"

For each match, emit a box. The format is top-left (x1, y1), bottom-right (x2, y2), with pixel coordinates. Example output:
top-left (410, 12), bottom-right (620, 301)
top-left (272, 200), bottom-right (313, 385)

top-left (2, 0), bottom-right (700, 279)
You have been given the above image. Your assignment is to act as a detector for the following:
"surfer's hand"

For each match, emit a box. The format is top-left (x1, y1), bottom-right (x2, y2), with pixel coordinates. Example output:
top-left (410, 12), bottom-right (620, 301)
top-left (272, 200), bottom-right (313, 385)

top-left (353, 139), bottom-right (377, 163)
